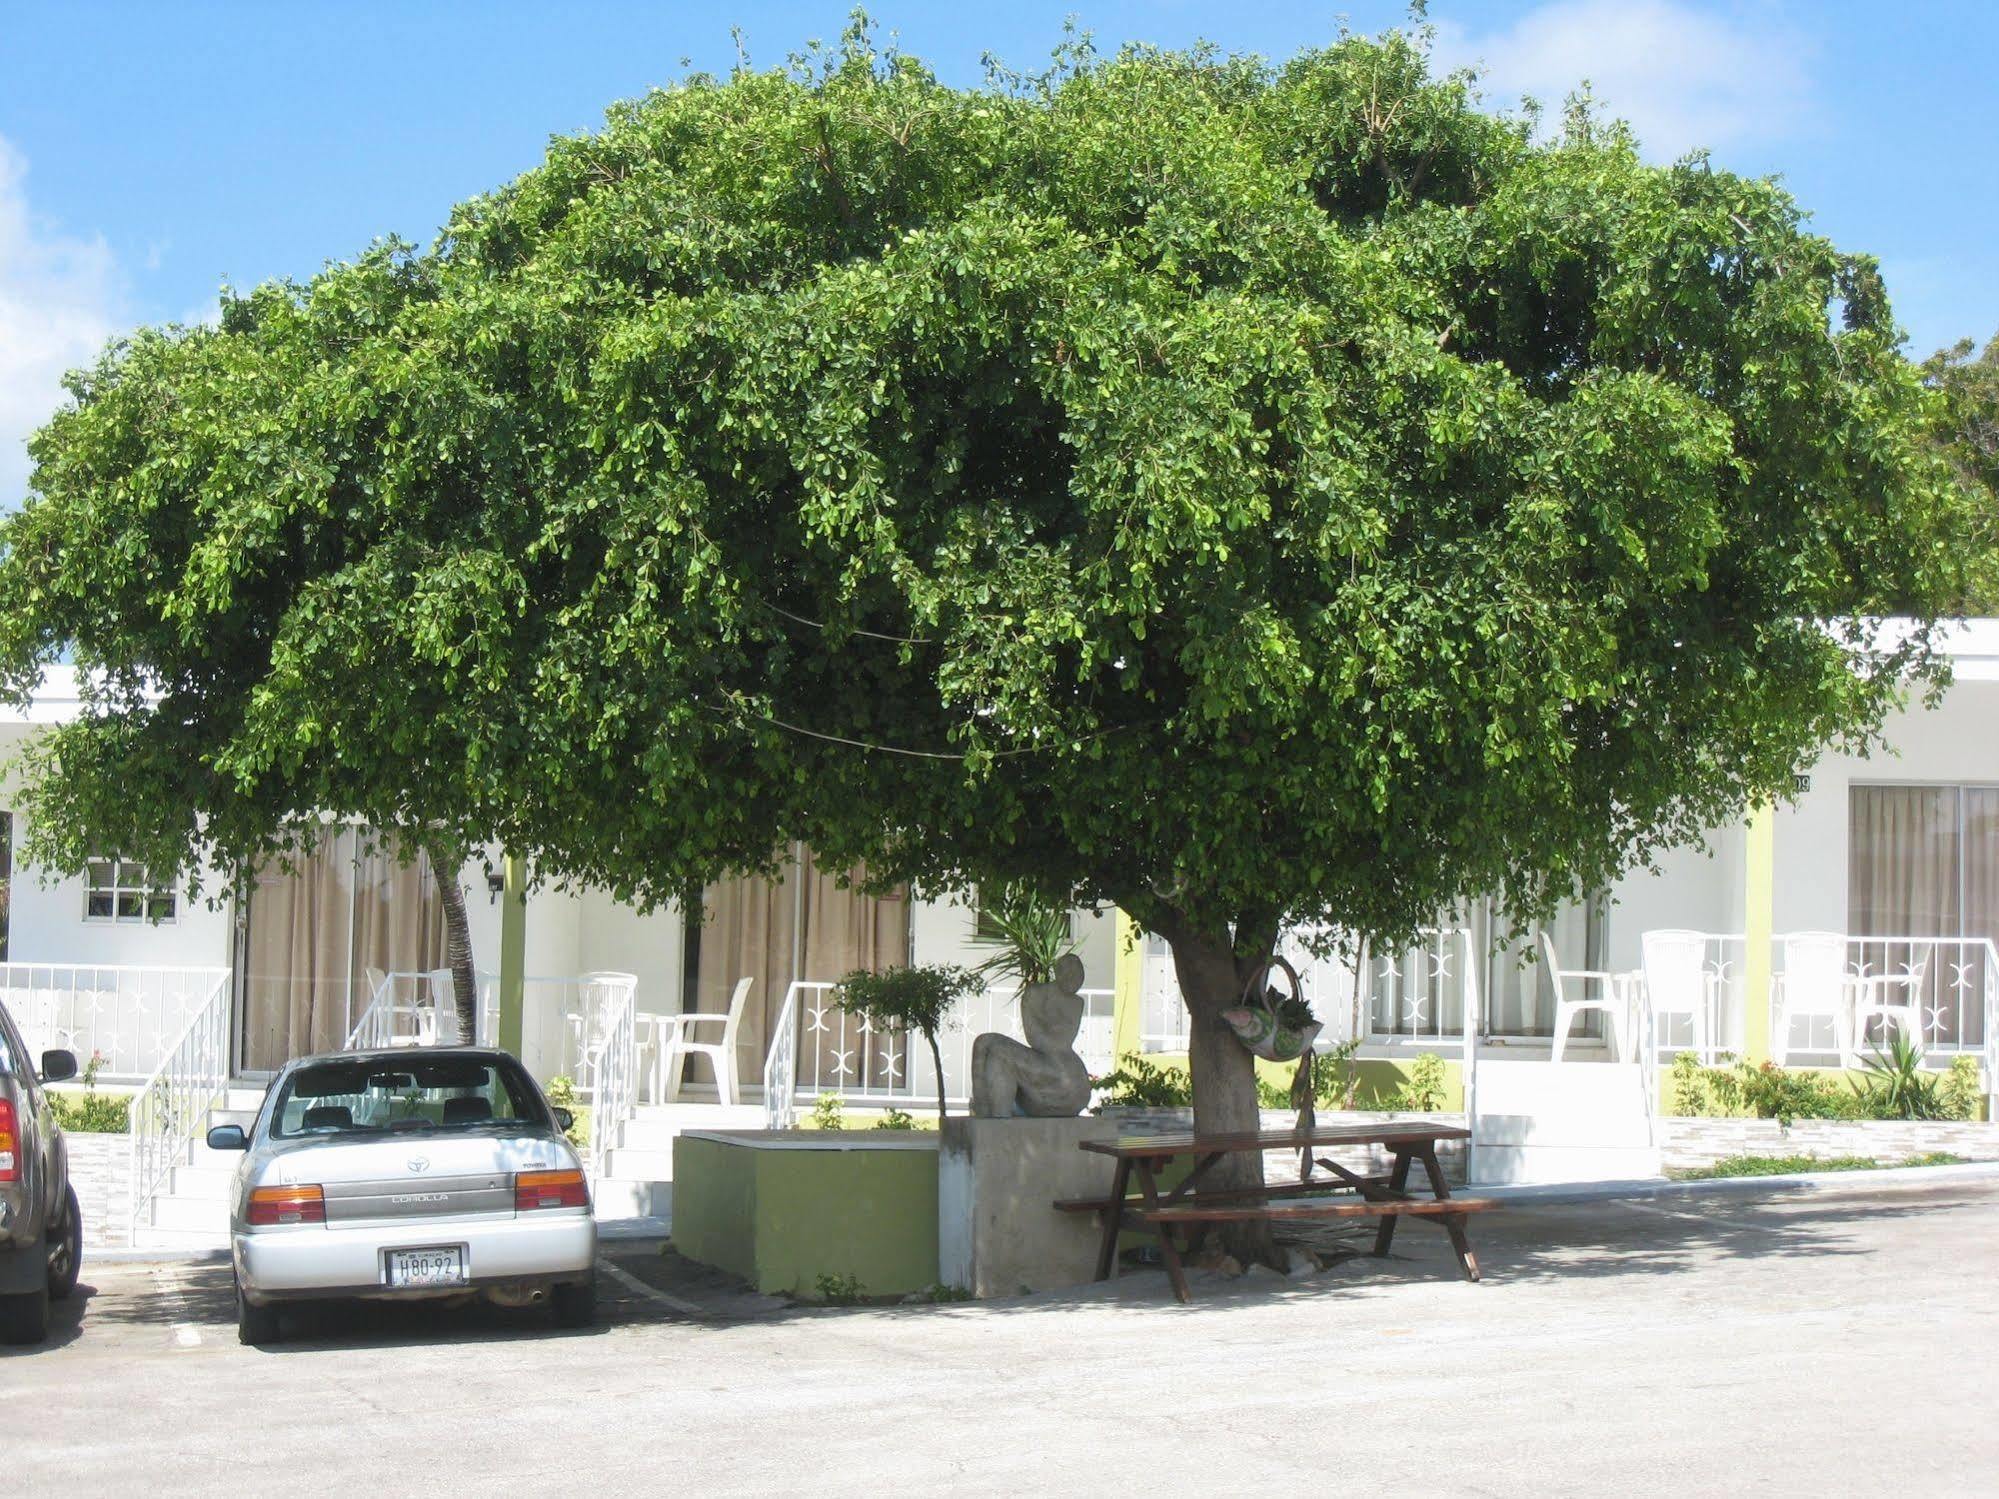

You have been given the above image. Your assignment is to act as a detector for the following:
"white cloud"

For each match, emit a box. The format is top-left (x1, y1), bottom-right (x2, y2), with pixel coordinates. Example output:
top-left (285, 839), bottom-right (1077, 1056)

top-left (1430, 0), bottom-right (1815, 161)
top-left (0, 136), bottom-right (125, 509)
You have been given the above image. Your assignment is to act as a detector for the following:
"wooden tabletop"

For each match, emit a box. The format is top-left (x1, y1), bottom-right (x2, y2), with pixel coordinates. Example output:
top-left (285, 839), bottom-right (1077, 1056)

top-left (1079, 1122), bottom-right (1471, 1159)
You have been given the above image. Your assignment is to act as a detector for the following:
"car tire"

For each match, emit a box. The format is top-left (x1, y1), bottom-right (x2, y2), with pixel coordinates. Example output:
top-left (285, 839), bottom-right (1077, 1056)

top-left (48, 1185), bottom-right (82, 1302)
top-left (550, 1274), bottom-right (595, 1329)
top-left (236, 1281), bottom-right (282, 1346)
top-left (0, 1282), bottom-right (49, 1346)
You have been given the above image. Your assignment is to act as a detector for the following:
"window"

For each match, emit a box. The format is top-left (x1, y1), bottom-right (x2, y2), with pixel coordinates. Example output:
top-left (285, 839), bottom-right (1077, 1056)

top-left (1849, 784), bottom-right (1995, 1046)
top-left (84, 856), bottom-right (176, 924)
top-left (269, 1054), bottom-right (544, 1139)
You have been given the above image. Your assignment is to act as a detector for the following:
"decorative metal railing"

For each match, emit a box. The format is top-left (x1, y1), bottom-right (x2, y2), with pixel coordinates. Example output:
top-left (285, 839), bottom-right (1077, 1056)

top-left (576, 973), bottom-right (639, 1182)
top-left (766, 978), bottom-right (1117, 1116)
top-left (2, 962), bottom-right (232, 1082)
top-left (127, 969), bottom-right (232, 1237)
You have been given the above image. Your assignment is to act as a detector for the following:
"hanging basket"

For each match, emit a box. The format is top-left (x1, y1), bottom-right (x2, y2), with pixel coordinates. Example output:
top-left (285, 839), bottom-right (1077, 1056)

top-left (1220, 955), bottom-right (1322, 1063)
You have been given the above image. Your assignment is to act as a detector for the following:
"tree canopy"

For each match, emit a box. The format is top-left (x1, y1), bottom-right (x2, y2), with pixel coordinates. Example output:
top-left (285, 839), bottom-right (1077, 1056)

top-left (0, 22), bottom-right (1978, 1170)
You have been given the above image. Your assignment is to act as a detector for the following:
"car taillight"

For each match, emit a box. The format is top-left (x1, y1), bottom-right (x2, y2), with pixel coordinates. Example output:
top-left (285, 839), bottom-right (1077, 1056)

top-left (515, 1169), bottom-right (588, 1211)
top-left (0, 1098), bottom-right (15, 1183)
top-left (247, 1184), bottom-right (325, 1226)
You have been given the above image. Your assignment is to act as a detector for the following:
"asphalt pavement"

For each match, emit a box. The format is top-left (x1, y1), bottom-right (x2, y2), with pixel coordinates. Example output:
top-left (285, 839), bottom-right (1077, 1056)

top-left (4, 1176), bottom-right (1997, 1497)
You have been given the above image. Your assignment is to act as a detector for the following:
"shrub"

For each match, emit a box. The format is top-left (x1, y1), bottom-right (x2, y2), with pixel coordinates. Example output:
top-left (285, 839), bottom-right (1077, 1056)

top-left (836, 965), bottom-right (979, 1123)
top-left (813, 1271), bottom-right (867, 1305)
top-left (1092, 1055), bottom-right (1193, 1110)
top-left (544, 1074), bottom-right (590, 1148)
top-left (1850, 1035), bottom-right (1948, 1121)
top-left (48, 1087), bottom-right (130, 1133)
top-left (811, 1092), bottom-right (845, 1130)
top-left (1389, 1052), bottom-right (1447, 1112)
top-left (873, 1106), bottom-right (916, 1131)
top-left (1940, 1055), bottom-right (1983, 1122)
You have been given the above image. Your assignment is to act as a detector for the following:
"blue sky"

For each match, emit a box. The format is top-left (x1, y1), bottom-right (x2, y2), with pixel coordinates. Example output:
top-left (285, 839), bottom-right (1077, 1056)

top-left (3, 1), bottom-right (1996, 503)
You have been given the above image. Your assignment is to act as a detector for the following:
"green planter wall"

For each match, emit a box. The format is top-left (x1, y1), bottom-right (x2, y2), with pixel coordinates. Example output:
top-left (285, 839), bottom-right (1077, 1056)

top-left (673, 1130), bottom-right (941, 1298)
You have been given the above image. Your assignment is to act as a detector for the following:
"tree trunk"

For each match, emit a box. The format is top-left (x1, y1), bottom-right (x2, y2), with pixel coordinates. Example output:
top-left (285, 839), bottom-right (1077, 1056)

top-left (1163, 912), bottom-right (1285, 1270)
top-left (425, 841), bottom-right (479, 1045)
top-left (927, 1029), bottom-right (948, 1125)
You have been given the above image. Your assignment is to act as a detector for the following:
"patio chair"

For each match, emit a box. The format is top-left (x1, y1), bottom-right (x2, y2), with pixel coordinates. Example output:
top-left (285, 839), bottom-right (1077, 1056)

top-left (1853, 941), bottom-right (1933, 1052)
top-left (1772, 931), bottom-right (1854, 1066)
top-left (1640, 929), bottom-right (1715, 1063)
top-left (1543, 932), bottom-right (1635, 1063)
top-left (655, 976), bottom-right (754, 1106)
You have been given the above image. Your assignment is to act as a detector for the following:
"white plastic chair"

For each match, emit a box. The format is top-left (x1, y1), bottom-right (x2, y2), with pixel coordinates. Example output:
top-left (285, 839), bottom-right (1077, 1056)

top-left (1772, 931), bottom-right (1854, 1065)
top-left (655, 976), bottom-right (754, 1105)
top-left (1854, 942), bottom-right (1932, 1052)
top-left (1641, 930), bottom-right (1715, 1063)
top-left (1543, 932), bottom-right (1634, 1062)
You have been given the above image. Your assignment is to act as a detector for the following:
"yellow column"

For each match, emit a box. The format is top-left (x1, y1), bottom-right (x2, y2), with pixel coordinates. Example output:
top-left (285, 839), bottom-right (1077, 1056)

top-left (1741, 803), bottom-right (1775, 1063)
top-left (498, 853), bottom-right (528, 1057)
top-left (1111, 909), bottom-right (1143, 1065)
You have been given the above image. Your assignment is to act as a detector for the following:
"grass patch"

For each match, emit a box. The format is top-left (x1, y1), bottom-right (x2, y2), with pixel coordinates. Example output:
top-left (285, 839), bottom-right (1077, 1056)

top-left (1669, 1151), bottom-right (1966, 1181)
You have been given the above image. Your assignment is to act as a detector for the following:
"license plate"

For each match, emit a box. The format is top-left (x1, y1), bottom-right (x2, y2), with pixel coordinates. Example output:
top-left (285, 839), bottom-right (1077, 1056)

top-left (385, 1247), bottom-right (467, 1288)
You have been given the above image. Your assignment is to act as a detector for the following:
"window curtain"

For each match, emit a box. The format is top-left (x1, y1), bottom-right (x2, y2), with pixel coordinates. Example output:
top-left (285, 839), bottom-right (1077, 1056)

top-left (1370, 898), bottom-right (1605, 1040)
top-left (241, 831), bottom-right (445, 1072)
top-left (1850, 785), bottom-right (1973, 1043)
top-left (692, 847), bottom-right (911, 1090)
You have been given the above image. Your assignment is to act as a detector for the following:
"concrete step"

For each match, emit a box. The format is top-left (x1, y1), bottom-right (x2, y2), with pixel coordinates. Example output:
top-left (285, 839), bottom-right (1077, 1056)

top-left (149, 1193), bottom-right (229, 1235)
top-left (605, 1145), bottom-right (675, 1183)
top-left (170, 1164), bottom-right (237, 1201)
top-left (130, 1223), bottom-right (230, 1251)
top-left (590, 1177), bottom-right (666, 1220)
top-left (1471, 1144), bottom-right (1663, 1185)
top-left (223, 1087), bottom-right (269, 1112)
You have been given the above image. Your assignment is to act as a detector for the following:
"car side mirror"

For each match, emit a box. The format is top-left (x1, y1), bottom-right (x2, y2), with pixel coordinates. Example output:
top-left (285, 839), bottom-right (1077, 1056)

top-left (206, 1124), bottom-right (249, 1151)
top-left (39, 1049), bottom-right (78, 1084)
top-left (551, 1107), bottom-right (575, 1132)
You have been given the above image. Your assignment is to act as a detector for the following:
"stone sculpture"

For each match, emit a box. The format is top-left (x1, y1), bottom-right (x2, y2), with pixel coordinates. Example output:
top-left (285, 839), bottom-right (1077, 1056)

top-left (969, 952), bottom-right (1092, 1119)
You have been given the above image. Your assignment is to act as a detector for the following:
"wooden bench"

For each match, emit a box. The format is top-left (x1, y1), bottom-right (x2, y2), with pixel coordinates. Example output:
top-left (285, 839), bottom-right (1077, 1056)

top-left (1062, 1124), bottom-right (1492, 1302)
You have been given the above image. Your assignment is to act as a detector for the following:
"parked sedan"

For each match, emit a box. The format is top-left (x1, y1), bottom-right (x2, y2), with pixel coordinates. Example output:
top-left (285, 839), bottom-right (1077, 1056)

top-left (210, 1047), bottom-right (595, 1345)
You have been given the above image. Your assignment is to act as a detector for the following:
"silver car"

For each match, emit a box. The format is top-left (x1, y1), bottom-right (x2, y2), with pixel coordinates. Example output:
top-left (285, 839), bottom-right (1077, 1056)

top-left (209, 1047), bottom-right (596, 1345)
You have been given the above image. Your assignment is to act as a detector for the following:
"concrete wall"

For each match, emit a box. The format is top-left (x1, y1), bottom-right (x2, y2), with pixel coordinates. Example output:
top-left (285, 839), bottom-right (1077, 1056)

top-left (672, 1129), bottom-right (941, 1298)
top-left (1660, 1116), bottom-right (1999, 1171)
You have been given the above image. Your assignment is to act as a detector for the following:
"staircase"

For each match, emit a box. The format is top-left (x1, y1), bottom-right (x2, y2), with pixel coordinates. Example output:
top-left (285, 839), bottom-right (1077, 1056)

top-left (131, 1087), bottom-right (264, 1249)
top-left (590, 1101), bottom-right (766, 1220)
top-left (1468, 1059), bottom-right (1661, 1186)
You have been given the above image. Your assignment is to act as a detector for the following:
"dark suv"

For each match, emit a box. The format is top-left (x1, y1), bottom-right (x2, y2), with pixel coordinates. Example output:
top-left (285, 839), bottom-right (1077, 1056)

top-left (0, 996), bottom-right (81, 1345)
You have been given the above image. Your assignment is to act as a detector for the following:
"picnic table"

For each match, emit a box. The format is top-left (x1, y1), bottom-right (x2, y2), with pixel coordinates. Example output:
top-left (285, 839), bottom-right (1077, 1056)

top-left (1056, 1122), bottom-right (1493, 1303)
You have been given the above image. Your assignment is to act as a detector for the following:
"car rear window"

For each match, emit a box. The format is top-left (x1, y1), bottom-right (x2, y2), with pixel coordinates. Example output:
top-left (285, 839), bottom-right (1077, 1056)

top-left (269, 1055), bottom-right (546, 1140)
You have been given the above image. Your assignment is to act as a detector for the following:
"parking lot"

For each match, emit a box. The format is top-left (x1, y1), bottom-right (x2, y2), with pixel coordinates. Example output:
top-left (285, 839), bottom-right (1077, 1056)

top-left (5, 1177), bottom-right (1999, 1497)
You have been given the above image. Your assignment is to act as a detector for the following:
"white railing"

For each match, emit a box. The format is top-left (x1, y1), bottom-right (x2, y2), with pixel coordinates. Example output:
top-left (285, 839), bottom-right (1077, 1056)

top-left (128, 969), bottom-right (232, 1237)
top-left (1, 963), bottom-right (232, 1081)
top-left (763, 983), bottom-right (800, 1129)
top-left (1135, 925), bottom-right (1479, 1058)
top-left (578, 974), bottom-right (639, 1182)
top-left (774, 978), bottom-right (1117, 1111)
top-left (1626, 932), bottom-right (1999, 1071)
top-left (344, 969), bottom-right (475, 1051)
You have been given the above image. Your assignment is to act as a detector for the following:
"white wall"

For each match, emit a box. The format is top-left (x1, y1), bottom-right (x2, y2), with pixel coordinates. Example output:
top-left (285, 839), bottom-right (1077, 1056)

top-left (909, 889), bottom-right (1117, 994)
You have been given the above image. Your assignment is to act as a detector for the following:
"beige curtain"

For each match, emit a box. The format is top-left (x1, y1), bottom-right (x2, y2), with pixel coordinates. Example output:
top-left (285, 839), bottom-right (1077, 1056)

top-left (695, 863), bottom-right (797, 1086)
top-left (242, 836), bottom-right (354, 1071)
top-left (693, 847), bottom-right (911, 1090)
top-left (1371, 899), bottom-right (1603, 1039)
top-left (1849, 785), bottom-right (1960, 939)
top-left (800, 856), bottom-right (911, 1086)
top-left (242, 831), bottom-right (446, 1071)
top-left (1963, 791), bottom-right (1999, 1047)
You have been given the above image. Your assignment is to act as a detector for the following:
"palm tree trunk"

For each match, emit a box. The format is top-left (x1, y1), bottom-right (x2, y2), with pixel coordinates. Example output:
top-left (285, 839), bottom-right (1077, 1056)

top-left (425, 840), bottom-right (479, 1044)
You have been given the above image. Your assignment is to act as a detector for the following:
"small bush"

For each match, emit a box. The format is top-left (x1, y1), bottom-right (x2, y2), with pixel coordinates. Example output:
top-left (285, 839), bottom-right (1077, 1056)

top-left (811, 1092), bottom-right (845, 1130)
top-left (545, 1075), bottom-right (590, 1148)
top-left (873, 1106), bottom-right (915, 1131)
top-left (1389, 1052), bottom-right (1447, 1112)
top-left (48, 1088), bottom-right (130, 1133)
top-left (1092, 1055), bottom-right (1193, 1110)
top-left (1940, 1055), bottom-right (1983, 1122)
top-left (813, 1271), bottom-right (867, 1305)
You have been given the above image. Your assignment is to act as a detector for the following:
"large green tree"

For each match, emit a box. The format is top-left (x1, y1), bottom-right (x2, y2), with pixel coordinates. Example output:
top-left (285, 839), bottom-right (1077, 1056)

top-left (0, 23), bottom-right (1976, 1258)
top-left (1924, 331), bottom-right (1999, 610)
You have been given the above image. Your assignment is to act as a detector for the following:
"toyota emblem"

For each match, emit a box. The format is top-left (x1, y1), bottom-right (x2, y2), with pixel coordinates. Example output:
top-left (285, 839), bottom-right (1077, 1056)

top-left (407, 1156), bottom-right (430, 1174)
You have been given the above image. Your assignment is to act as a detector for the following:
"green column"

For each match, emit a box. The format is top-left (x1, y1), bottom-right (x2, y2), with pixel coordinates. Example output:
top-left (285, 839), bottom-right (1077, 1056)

top-left (1741, 803), bottom-right (1775, 1063)
top-left (1111, 909), bottom-right (1142, 1064)
top-left (498, 853), bottom-right (527, 1056)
